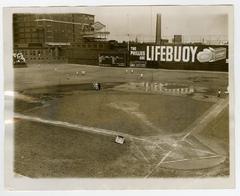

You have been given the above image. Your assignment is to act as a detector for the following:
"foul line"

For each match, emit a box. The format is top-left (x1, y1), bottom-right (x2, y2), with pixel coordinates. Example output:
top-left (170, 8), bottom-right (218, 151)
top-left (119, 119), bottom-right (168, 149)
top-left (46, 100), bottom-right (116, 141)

top-left (144, 150), bottom-right (173, 178)
top-left (144, 97), bottom-right (229, 178)
top-left (14, 113), bottom-right (158, 145)
top-left (190, 148), bottom-right (216, 155)
top-left (159, 155), bottom-right (224, 164)
top-left (131, 140), bottom-right (150, 163)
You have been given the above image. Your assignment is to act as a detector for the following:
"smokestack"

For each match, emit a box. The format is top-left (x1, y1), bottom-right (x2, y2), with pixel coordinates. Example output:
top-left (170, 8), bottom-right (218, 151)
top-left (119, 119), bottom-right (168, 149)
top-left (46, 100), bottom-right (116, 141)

top-left (155, 14), bottom-right (161, 44)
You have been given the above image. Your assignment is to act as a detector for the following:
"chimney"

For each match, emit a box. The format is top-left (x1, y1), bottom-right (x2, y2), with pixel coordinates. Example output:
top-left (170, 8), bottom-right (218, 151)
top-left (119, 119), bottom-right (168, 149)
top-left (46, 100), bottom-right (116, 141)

top-left (155, 14), bottom-right (162, 44)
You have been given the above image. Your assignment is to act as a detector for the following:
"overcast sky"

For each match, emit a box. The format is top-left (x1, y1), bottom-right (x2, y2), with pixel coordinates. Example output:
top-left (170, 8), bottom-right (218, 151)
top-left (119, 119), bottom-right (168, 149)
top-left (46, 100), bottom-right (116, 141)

top-left (78, 6), bottom-right (230, 42)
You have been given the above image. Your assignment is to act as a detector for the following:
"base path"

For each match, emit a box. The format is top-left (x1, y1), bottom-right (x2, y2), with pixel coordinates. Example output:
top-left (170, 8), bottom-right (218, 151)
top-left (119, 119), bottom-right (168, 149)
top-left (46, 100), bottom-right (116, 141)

top-left (144, 97), bottom-right (229, 178)
top-left (14, 113), bottom-right (156, 144)
top-left (182, 97), bottom-right (229, 139)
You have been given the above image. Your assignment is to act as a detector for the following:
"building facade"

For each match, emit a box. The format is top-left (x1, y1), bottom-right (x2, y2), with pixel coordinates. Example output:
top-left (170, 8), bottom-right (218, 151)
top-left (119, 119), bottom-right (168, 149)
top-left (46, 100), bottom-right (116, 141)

top-left (13, 13), bottom-right (110, 63)
top-left (13, 13), bottom-right (95, 47)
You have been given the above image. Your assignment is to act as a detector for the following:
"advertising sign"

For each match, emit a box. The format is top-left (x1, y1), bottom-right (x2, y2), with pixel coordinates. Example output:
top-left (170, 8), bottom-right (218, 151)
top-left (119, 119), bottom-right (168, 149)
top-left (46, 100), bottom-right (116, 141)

top-left (196, 47), bottom-right (227, 63)
top-left (130, 45), bottom-right (227, 64)
top-left (99, 53), bottom-right (126, 67)
top-left (13, 52), bottom-right (26, 65)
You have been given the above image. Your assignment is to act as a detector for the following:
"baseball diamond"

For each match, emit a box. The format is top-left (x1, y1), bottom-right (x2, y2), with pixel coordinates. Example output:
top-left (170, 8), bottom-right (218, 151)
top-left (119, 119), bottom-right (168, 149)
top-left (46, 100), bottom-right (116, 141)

top-left (5, 6), bottom-right (231, 184)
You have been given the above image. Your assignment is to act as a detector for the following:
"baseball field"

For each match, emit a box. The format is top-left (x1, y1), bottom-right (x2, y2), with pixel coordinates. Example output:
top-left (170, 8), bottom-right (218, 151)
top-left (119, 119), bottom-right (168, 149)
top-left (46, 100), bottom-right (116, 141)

top-left (11, 64), bottom-right (229, 178)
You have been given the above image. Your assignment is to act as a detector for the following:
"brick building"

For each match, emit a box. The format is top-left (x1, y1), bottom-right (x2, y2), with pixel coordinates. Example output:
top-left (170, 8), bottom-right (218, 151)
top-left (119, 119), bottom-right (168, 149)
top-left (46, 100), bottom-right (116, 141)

top-left (13, 13), bottom-right (109, 63)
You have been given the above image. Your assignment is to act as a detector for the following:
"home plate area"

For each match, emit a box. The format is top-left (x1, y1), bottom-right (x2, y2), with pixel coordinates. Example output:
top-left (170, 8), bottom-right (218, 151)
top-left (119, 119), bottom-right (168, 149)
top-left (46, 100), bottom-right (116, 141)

top-left (123, 125), bottom-right (225, 177)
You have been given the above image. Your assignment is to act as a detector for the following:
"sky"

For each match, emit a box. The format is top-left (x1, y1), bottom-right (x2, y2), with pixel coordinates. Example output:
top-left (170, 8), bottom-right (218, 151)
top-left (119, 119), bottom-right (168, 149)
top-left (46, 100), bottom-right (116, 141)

top-left (77, 5), bottom-right (230, 42)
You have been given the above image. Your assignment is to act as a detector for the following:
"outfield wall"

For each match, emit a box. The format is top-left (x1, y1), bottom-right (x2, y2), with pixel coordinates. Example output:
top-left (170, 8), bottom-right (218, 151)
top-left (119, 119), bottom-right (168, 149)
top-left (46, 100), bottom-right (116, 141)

top-left (65, 43), bottom-right (229, 72)
top-left (129, 44), bottom-right (228, 71)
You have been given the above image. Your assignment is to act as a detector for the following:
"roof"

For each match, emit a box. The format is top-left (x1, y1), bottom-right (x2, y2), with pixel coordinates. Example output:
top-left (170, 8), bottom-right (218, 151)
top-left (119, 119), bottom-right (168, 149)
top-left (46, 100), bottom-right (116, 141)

top-left (45, 42), bottom-right (71, 46)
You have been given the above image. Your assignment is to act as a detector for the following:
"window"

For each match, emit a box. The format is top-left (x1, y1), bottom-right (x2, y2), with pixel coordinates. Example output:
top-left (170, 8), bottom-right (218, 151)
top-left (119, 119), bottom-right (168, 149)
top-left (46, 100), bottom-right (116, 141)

top-left (24, 22), bottom-right (31, 27)
top-left (32, 33), bottom-right (38, 38)
top-left (25, 33), bottom-right (31, 38)
top-left (19, 33), bottom-right (24, 38)
top-left (89, 16), bottom-right (94, 21)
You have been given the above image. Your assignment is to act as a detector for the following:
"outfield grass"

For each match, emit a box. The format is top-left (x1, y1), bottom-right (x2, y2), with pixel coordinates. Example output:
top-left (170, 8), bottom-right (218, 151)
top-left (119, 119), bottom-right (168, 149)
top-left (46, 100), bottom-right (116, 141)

top-left (15, 120), bottom-right (133, 177)
top-left (22, 89), bottom-right (213, 136)
top-left (13, 64), bottom-right (228, 92)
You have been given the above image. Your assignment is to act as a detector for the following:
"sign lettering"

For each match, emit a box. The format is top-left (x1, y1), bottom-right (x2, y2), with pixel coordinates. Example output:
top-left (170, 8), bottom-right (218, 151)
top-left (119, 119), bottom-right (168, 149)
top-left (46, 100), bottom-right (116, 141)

top-left (130, 45), bottom-right (226, 64)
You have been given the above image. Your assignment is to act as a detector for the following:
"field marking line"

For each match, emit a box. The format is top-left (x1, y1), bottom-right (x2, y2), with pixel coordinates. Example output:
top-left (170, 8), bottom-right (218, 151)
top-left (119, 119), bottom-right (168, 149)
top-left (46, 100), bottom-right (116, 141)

top-left (155, 143), bottom-right (165, 151)
top-left (183, 139), bottom-right (194, 146)
top-left (181, 98), bottom-right (228, 141)
top-left (142, 142), bottom-right (165, 161)
top-left (24, 103), bottom-right (50, 113)
top-left (189, 148), bottom-right (217, 155)
top-left (144, 97), bottom-right (228, 178)
top-left (144, 150), bottom-right (173, 178)
top-left (160, 155), bottom-right (224, 164)
top-left (14, 113), bottom-right (158, 145)
top-left (181, 138), bottom-right (217, 155)
top-left (131, 140), bottom-right (150, 163)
